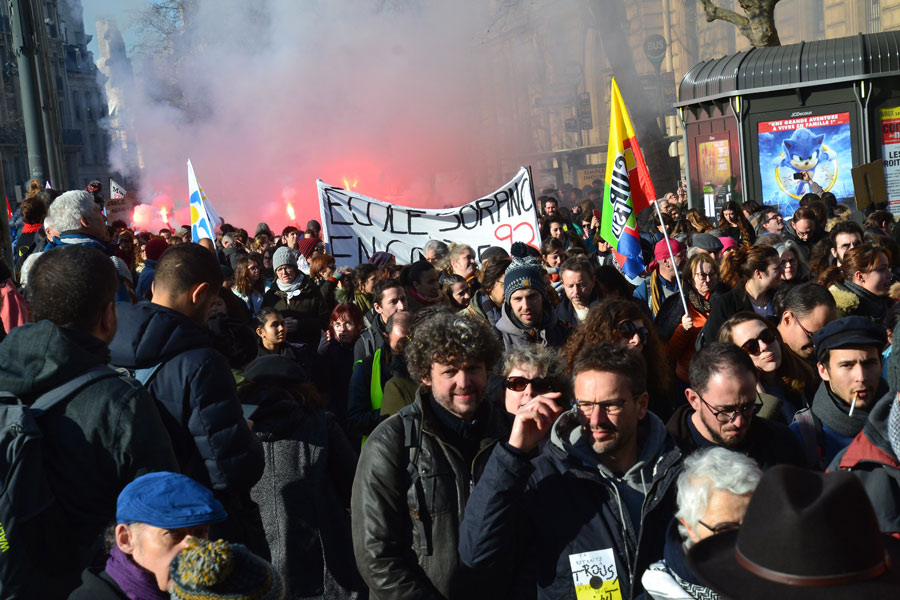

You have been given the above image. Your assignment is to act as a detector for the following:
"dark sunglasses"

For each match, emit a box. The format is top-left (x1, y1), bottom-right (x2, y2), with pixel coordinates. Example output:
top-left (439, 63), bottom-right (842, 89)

top-left (617, 320), bottom-right (649, 343)
top-left (739, 328), bottom-right (777, 356)
top-left (504, 376), bottom-right (554, 395)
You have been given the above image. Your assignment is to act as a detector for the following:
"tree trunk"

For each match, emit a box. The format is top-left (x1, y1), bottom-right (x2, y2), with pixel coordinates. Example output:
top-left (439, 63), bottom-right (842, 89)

top-left (699, 0), bottom-right (782, 48)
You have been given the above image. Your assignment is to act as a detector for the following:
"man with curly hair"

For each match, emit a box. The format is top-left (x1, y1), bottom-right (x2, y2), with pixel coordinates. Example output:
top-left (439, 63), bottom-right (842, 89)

top-left (351, 311), bottom-right (509, 599)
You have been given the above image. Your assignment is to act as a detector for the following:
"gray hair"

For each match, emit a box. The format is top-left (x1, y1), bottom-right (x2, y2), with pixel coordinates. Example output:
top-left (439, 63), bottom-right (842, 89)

top-left (675, 447), bottom-right (762, 548)
top-left (19, 252), bottom-right (42, 288)
top-left (43, 215), bottom-right (54, 230)
top-left (48, 190), bottom-right (95, 233)
top-left (423, 239), bottom-right (449, 258)
top-left (774, 240), bottom-right (810, 280)
top-left (501, 344), bottom-right (562, 379)
top-left (222, 232), bottom-right (235, 245)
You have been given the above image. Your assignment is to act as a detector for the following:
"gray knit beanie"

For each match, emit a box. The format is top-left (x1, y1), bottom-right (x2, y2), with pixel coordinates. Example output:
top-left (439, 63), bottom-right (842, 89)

top-left (503, 257), bottom-right (546, 304)
top-left (272, 246), bottom-right (297, 271)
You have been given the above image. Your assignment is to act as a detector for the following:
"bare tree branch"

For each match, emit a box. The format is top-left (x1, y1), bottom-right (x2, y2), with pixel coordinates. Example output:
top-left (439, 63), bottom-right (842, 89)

top-left (698, 0), bottom-right (781, 47)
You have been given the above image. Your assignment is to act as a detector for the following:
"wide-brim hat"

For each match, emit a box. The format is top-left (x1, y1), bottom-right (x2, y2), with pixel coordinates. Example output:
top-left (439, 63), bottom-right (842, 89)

top-left (687, 465), bottom-right (900, 599)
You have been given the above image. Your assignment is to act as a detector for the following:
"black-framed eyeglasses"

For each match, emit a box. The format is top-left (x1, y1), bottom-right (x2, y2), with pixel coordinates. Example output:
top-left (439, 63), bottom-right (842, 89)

top-left (697, 393), bottom-right (762, 424)
top-left (572, 398), bottom-right (629, 416)
top-left (505, 376), bottom-right (554, 396)
top-left (617, 320), bottom-right (649, 344)
top-left (795, 318), bottom-right (814, 343)
top-left (698, 520), bottom-right (741, 535)
top-left (738, 328), bottom-right (777, 356)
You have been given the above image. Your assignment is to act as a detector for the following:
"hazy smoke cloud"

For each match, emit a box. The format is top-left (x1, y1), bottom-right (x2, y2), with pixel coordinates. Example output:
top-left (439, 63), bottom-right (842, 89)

top-left (115, 0), bottom-right (540, 232)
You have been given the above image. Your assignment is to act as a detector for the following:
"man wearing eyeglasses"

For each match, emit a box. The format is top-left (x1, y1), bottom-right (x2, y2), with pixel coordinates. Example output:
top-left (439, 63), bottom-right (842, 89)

top-left (791, 316), bottom-right (890, 470)
top-left (460, 343), bottom-right (683, 599)
top-left (829, 221), bottom-right (864, 267)
top-left (757, 207), bottom-right (784, 236)
top-left (668, 342), bottom-right (805, 468)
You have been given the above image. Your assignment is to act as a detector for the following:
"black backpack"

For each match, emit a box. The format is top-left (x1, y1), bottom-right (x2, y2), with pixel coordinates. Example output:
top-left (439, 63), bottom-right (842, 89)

top-left (0, 365), bottom-right (120, 599)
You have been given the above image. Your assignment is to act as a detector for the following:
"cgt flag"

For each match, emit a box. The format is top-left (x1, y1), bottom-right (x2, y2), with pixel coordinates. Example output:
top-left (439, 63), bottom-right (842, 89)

top-left (188, 159), bottom-right (214, 242)
top-left (600, 77), bottom-right (657, 278)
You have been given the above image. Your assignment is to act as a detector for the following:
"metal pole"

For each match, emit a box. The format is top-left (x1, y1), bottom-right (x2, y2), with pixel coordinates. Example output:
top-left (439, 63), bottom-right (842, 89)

top-left (0, 152), bottom-right (15, 281)
top-left (31, 1), bottom-right (64, 188)
top-left (652, 198), bottom-right (688, 314)
top-left (9, 0), bottom-right (45, 183)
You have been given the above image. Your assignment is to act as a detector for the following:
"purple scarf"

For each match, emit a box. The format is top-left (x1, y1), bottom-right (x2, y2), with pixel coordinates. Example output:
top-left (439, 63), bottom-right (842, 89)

top-left (105, 546), bottom-right (168, 600)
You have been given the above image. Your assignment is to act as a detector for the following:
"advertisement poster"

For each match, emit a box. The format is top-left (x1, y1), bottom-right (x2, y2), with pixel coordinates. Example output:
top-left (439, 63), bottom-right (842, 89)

top-left (698, 139), bottom-right (731, 191)
top-left (757, 112), bottom-right (853, 215)
top-left (881, 106), bottom-right (900, 215)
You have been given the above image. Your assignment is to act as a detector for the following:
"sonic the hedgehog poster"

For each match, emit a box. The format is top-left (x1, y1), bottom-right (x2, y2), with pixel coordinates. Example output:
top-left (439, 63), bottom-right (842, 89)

top-left (757, 112), bottom-right (853, 215)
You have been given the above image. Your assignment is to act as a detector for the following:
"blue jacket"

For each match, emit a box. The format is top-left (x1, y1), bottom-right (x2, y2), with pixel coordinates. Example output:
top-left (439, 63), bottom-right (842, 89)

top-left (459, 410), bottom-right (682, 600)
top-left (135, 260), bottom-right (157, 300)
top-left (109, 301), bottom-right (264, 494)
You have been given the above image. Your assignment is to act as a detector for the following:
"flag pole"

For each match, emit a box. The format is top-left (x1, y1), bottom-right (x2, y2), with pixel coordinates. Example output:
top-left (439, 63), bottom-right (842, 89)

top-left (652, 199), bottom-right (689, 315)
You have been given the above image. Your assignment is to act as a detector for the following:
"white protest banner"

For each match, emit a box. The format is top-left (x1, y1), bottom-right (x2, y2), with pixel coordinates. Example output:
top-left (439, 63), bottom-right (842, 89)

top-left (318, 167), bottom-right (541, 267)
top-left (106, 178), bottom-right (131, 225)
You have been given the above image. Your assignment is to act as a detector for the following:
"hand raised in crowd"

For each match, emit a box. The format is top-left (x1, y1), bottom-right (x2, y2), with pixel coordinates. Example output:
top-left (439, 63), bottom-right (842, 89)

top-left (509, 395), bottom-right (564, 454)
top-left (283, 316), bottom-right (299, 332)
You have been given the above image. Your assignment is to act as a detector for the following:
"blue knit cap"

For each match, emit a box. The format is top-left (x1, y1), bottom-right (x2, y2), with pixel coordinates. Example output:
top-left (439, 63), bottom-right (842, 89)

top-left (116, 472), bottom-right (227, 529)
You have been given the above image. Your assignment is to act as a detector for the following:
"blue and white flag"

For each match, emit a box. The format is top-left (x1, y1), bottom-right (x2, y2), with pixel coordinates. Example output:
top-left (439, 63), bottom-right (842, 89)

top-left (188, 159), bottom-right (214, 242)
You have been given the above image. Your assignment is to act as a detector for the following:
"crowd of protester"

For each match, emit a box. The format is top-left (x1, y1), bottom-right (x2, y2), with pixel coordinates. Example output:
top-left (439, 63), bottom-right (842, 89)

top-left (3, 177), bottom-right (900, 599)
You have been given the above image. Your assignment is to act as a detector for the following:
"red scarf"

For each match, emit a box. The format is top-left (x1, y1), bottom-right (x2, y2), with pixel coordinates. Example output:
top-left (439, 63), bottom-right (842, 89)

top-left (21, 223), bottom-right (41, 234)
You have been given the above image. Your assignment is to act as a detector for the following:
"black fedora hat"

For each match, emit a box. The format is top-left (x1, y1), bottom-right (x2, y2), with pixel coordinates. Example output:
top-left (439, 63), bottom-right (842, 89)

top-left (687, 465), bottom-right (900, 599)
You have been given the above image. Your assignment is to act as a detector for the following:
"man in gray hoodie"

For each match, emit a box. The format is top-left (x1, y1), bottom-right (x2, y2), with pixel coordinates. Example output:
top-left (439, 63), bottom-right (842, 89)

top-left (459, 343), bottom-right (683, 599)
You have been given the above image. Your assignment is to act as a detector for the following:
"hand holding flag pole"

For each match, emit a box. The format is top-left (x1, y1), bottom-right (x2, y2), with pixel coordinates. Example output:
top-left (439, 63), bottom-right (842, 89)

top-left (652, 199), bottom-right (689, 315)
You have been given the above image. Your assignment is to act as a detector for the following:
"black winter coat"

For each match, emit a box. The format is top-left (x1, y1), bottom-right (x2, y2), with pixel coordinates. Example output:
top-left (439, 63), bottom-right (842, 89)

top-left (698, 282), bottom-right (761, 348)
top-left (459, 411), bottom-right (682, 600)
top-left (261, 277), bottom-right (330, 347)
top-left (0, 321), bottom-right (178, 598)
top-left (68, 569), bottom-right (130, 600)
top-left (666, 404), bottom-right (806, 469)
top-left (350, 390), bottom-right (509, 599)
top-left (110, 302), bottom-right (266, 553)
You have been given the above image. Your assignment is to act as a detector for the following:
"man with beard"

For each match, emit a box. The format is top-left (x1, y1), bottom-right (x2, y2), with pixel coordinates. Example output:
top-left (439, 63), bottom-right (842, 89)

top-left (351, 312), bottom-right (509, 599)
top-left (459, 343), bottom-right (682, 599)
top-left (555, 257), bottom-right (601, 328)
top-left (494, 257), bottom-right (569, 351)
top-left (667, 342), bottom-right (804, 468)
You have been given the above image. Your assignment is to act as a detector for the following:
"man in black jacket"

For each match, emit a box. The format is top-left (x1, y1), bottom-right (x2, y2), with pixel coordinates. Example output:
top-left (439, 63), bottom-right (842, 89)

top-left (668, 342), bottom-right (805, 468)
top-left (460, 343), bottom-right (683, 599)
top-left (354, 278), bottom-right (408, 362)
top-left (0, 245), bottom-right (178, 597)
top-left (351, 311), bottom-right (508, 599)
top-left (110, 243), bottom-right (265, 554)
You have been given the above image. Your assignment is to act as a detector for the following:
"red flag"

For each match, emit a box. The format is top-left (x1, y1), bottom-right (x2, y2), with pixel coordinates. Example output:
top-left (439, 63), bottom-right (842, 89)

top-left (5, 197), bottom-right (10, 221)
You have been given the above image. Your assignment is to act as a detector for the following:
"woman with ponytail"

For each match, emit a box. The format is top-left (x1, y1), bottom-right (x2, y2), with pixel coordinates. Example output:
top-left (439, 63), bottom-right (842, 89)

top-left (818, 244), bottom-right (894, 320)
top-left (699, 244), bottom-right (783, 346)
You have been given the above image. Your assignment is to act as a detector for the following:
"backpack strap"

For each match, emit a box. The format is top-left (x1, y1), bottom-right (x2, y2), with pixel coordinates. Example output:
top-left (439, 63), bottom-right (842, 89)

top-left (402, 409), bottom-right (432, 556)
top-left (794, 408), bottom-right (824, 469)
top-left (30, 365), bottom-right (120, 415)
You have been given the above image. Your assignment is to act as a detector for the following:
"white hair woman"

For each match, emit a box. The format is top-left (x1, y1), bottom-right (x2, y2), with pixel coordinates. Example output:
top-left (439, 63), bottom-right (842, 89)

top-left (642, 447), bottom-right (762, 599)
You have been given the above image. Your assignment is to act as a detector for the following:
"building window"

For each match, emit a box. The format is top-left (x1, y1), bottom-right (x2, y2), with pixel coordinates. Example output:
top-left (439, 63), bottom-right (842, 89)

top-left (868, 0), bottom-right (882, 33)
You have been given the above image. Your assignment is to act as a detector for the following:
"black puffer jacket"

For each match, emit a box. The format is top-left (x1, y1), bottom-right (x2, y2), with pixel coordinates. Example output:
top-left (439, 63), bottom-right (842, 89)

top-left (351, 389), bottom-right (509, 599)
top-left (0, 321), bottom-right (178, 598)
top-left (459, 411), bottom-right (682, 600)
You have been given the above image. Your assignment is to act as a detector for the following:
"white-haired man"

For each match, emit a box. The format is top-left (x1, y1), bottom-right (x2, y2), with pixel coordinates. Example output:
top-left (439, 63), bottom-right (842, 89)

top-left (45, 190), bottom-right (109, 251)
top-left (642, 447), bottom-right (762, 599)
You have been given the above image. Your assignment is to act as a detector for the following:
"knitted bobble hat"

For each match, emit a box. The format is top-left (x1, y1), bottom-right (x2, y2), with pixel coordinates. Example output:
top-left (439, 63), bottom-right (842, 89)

top-left (503, 256), bottom-right (546, 304)
top-left (169, 538), bottom-right (284, 600)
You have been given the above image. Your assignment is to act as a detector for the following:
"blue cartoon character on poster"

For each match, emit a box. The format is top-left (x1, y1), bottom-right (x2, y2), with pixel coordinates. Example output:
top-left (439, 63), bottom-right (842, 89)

top-left (757, 113), bottom-right (853, 215)
top-left (776, 128), bottom-right (834, 195)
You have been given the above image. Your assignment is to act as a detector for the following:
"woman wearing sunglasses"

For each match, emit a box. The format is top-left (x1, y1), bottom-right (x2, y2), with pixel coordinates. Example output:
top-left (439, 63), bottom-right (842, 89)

top-left (499, 345), bottom-right (569, 435)
top-left (561, 298), bottom-right (676, 420)
top-left (717, 312), bottom-right (810, 424)
top-left (819, 244), bottom-right (894, 321)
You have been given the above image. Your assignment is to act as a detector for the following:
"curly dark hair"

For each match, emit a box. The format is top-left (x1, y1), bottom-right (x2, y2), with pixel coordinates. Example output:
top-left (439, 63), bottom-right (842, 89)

top-left (560, 298), bottom-right (671, 396)
top-left (404, 311), bottom-right (501, 382)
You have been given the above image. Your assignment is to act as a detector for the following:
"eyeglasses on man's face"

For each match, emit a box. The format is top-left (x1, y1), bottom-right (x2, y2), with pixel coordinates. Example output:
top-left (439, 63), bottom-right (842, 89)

top-left (572, 398), bottom-right (629, 417)
top-left (696, 392), bottom-right (762, 424)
